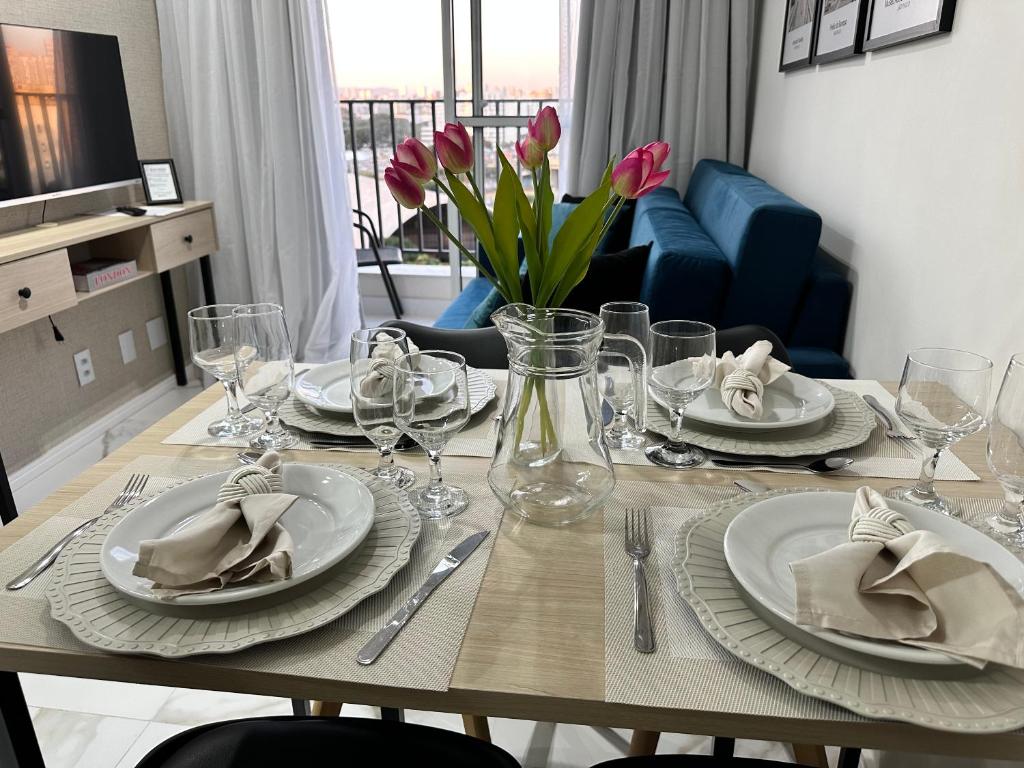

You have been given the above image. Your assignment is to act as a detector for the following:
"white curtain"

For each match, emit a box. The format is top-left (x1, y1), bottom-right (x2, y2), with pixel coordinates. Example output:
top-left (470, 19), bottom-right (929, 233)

top-left (567, 0), bottom-right (754, 195)
top-left (156, 0), bottom-right (361, 362)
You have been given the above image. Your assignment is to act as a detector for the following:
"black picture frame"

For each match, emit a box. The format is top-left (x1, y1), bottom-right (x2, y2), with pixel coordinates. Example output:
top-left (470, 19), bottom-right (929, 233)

top-left (138, 158), bottom-right (183, 205)
top-left (863, 0), bottom-right (956, 52)
top-left (779, 0), bottom-right (820, 71)
top-left (812, 0), bottom-right (868, 64)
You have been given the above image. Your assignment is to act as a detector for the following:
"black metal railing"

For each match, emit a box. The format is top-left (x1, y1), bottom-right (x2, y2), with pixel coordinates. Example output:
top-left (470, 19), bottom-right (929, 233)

top-left (341, 98), bottom-right (557, 264)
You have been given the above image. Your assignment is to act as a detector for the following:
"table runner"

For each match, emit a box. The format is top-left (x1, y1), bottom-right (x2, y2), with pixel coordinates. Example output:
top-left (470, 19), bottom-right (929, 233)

top-left (602, 482), bottom-right (1008, 717)
top-left (165, 376), bottom-right (977, 481)
top-left (0, 455), bottom-right (503, 692)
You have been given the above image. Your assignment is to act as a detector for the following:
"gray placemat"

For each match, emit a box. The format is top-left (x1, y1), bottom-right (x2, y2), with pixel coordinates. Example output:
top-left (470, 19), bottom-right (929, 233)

top-left (0, 455), bottom-right (504, 692)
top-left (603, 483), bottom-right (1012, 721)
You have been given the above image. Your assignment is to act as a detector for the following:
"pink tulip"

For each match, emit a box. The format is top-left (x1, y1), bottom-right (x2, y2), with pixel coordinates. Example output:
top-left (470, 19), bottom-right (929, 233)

top-left (393, 137), bottom-right (436, 183)
top-left (384, 163), bottom-right (425, 209)
top-left (611, 143), bottom-right (672, 199)
top-left (527, 106), bottom-right (560, 152)
top-left (515, 136), bottom-right (545, 169)
top-left (434, 122), bottom-right (474, 174)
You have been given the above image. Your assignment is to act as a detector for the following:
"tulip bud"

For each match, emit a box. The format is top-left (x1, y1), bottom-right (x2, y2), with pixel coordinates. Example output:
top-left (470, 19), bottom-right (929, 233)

top-left (385, 163), bottom-right (425, 209)
top-left (527, 106), bottom-right (560, 152)
top-left (611, 144), bottom-right (671, 199)
top-left (434, 122), bottom-right (474, 174)
top-left (394, 137), bottom-right (436, 184)
top-left (515, 136), bottom-right (545, 170)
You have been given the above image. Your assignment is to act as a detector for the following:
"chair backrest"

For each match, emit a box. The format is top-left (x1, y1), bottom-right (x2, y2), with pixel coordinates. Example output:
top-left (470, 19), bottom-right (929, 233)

top-left (382, 321), bottom-right (509, 369)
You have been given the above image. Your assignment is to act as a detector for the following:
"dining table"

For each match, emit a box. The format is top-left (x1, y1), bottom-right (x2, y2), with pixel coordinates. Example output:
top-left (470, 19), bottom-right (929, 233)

top-left (0, 376), bottom-right (1020, 768)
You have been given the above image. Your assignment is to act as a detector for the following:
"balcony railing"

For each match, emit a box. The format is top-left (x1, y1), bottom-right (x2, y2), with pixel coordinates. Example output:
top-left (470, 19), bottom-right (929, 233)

top-left (341, 98), bottom-right (557, 264)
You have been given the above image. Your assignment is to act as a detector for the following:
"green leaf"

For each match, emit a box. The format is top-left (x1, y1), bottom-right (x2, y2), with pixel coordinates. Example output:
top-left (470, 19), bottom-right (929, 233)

top-left (491, 154), bottom-right (523, 302)
top-left (498, 152), bottom-right (540, 299)
top-left (445, 170), bottom-right (510, 299)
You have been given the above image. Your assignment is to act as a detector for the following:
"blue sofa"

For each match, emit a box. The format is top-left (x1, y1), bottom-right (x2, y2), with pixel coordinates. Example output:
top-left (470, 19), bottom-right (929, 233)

top-left (435, 160), bottom-right (852, 378)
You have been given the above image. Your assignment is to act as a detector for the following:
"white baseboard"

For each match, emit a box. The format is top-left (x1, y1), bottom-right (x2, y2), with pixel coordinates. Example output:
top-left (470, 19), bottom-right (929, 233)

top-left (10, 368), bottom-right (196, 494)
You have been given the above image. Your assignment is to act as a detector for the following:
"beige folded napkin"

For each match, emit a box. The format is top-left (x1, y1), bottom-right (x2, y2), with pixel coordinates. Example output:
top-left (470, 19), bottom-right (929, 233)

top-left (713, 340), bottom-right (790, 419)
top-left (357, 333), bottom-right (420, 398)
top-left (132, 452), bottom-right (296, 598)
top-left (791, 487), bottom-right (1024, 668)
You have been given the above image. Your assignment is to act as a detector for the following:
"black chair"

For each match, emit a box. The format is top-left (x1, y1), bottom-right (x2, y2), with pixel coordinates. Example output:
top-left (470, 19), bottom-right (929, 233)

top-left (135, 716), bottom-right (520, 768)
top-left (354, 209), bottom-right (404, 318)
top-left (592, 758), bottom-right (793, 768)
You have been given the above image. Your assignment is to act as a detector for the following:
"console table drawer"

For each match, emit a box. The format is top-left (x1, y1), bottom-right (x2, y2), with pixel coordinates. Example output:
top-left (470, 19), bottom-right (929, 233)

top-left (149, 209), bottom-right (217, 272)
top-left (0, 249), bottom-right (77, 334)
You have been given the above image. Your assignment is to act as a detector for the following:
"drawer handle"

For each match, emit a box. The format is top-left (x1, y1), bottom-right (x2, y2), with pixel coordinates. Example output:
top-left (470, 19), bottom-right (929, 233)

top-left (17, 287), bottom-right (31, 300)
top-left (183, 234), bottom-right (194, 244)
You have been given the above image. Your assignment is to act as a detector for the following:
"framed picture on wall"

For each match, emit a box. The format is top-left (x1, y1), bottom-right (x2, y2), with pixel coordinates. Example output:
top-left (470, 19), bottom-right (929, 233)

top-left (779, 0), bottom-right (819, 71)
top-left (863, 0), bottom-right (956, 51)
top-left (812, 0), bottom-right (868, 64)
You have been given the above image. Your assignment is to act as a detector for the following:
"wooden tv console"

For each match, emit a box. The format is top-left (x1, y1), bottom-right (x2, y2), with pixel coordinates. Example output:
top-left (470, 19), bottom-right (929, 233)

top-left (0, 200), bottom-right (218, 523)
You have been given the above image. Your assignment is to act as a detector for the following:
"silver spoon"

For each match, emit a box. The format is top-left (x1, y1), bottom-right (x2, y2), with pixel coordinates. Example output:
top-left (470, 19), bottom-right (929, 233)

top-left (711, 456), bottom-right (853, 474)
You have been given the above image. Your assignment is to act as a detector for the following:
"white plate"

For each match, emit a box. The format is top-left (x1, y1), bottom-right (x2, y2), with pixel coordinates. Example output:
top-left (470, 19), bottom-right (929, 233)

top-left (294, 357), bottom-right (458, 414)
top-left (654, 372), bottom-right (834, 430)
top-left (101, 464), bottom-right (375, 606)
top-left (723, 491), bottom-right (1024, 666)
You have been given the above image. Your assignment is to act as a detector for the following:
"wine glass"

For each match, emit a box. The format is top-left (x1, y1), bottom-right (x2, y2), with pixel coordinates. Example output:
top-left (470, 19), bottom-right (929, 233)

top-left (233, 303), bottom-right (298, 451)
top-left (599, 301), bottom-right (650, 450)
top-left (393, 350), bottom-right (471, 518)
top-left (644, 320), bottom-right (717, 469)
top-left (187, 304), bottom-right (262, 438)
top-left (986, 354), bottom-right (1024, 544)
top-left (350, 327), bottom-right (416, 490)
top-left (889, 347), bottom-right (992, 516)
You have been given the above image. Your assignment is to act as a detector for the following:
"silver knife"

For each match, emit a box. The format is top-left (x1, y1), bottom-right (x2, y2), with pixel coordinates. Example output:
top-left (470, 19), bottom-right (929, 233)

top-left (356, 531), bottom-right (489, 665)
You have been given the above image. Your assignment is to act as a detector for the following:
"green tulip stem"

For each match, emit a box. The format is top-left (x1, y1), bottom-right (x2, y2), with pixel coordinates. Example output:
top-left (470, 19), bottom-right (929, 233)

top-left (418, 204), bottom-right (503, 291)
top-left (592, 195), bottom-right (627, 252)
top-left (466, 171), bottom-right (487, 211)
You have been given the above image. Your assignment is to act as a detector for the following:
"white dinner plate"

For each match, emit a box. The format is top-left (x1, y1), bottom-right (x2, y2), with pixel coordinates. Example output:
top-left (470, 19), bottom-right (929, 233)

top-left (723, 491), bottom-right (1024, 666)
top-left (294, 357), bottom-right (457, 414)
top-left (101, 464), bottom-right (375, 606)
top-left (665, 372), bottom-right (834, 430)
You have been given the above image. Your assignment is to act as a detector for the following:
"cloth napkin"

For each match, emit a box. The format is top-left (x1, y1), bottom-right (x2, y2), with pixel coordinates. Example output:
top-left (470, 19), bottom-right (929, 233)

top-left (132, 452), bottom-right (297, 598)
top-left (713, 340), bottom-right (789, 419)
top-left (357, 333), bottom-right (420, 398)
top-left (790, 487), bottom-right (1024, 668)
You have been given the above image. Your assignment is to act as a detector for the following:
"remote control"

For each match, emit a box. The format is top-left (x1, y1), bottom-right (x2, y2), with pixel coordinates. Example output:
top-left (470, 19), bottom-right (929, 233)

top-left (116, 205), bottom-right (147, 216)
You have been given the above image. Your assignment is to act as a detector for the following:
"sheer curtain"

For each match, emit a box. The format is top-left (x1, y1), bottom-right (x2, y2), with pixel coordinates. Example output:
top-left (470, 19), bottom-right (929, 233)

top-left (156, 0), bottom-right (361, 362)
top-left (566, 0), bottom-right (754, 195)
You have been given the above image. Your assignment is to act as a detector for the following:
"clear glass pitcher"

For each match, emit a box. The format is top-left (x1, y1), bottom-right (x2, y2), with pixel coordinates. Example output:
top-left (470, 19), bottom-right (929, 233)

top-left (488, 304), bottom-right (647, 526)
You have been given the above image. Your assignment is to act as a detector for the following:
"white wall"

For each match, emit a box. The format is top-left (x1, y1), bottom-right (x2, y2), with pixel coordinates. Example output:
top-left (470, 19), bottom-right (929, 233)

top-left (748, 0), bottom-right (1024, 381)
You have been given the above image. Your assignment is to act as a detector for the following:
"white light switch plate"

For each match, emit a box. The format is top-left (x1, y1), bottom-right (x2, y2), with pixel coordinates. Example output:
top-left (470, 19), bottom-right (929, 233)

top-left (146, 317), bottom-right (168, 350)
top-left (118, 330), bottom-right (137, 363)
top-left (73, 349), bottom-right (95, 386)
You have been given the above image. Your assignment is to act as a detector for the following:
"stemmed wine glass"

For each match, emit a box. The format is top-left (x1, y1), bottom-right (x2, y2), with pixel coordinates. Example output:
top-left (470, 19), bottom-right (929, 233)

top-left (187, 304), bottom-right (262, 438)
top-left (889, 347), bottom-right (992, 516)
top-left (393, 350), bottom-right (471, 518)
top-left (598, 301), bottom-right (650, 450)
top-left (644, 320), bottom-right (717, 469)
top-left (233, 303), bottom-right (298, 451)
top-left (350, 328), bottom-right (416, 490)
top-left (986, 354), bottom-right (1024, 544)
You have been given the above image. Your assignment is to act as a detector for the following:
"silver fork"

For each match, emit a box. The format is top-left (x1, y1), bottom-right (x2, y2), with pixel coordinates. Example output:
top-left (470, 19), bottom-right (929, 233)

top-left (625, 508), bottom-right (655, 653)
top-left (863, 395), bottom-right (916, 441)
top-left (6, 473), bottom-right (150, 590)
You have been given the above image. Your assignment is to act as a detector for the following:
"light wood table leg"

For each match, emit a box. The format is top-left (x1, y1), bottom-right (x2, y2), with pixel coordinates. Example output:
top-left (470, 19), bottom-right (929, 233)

top-left (792, 743), bottom-right (829, 767)
top-left (310, 700), bottom-right (343, 717)
top-left (628, 729), bottom-right (661, 756)
top-left (462, 714), bottom-right (491, 742)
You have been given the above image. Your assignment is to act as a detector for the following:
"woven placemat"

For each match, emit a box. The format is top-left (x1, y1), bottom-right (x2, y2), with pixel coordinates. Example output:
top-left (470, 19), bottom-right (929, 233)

top-left (603, 481), bottom-right (1015, 724)
top-left (0, 455), bottom-right (504, 692)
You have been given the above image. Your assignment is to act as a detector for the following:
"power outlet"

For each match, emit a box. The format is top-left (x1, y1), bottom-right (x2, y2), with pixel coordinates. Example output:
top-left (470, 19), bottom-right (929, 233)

top-left (73, 349), bottom-right (95, 386)
top-left (118, 330), bottom-right (137, 363)
top-left (146, 317), bottom-right (168, 350)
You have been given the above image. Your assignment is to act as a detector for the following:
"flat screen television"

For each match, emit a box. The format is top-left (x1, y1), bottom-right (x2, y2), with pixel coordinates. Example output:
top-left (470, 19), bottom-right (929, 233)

top-left (0, 23), bottom-right (139, 208)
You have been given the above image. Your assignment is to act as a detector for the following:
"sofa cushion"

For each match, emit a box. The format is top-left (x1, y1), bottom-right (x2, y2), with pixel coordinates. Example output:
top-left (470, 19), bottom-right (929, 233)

top-left (518, 243), bottom-right (652, 315)
top-left (433, 276), bottom-right (495, 329)
top-left (631, 188), bottom-right (730, 324)
top-left (789, 347), bottom-right (852, 379)
top-left (466, 286), bottom-right (507, 328)
top-left (684, 159), bottom-right (822, 337)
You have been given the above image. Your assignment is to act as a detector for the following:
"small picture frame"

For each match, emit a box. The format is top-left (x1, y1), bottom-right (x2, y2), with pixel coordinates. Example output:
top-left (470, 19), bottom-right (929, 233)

top-left (779, 0), bottom-right (819, 72)
top-left (813, 0), bottom-right (868, 64)
top-left (139, 159), bottom-right (183, 205)
top-left (863, 0), bottom-right (956, 52)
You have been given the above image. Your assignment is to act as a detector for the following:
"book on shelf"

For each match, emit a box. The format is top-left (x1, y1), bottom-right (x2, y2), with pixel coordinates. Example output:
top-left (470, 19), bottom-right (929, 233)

top-left (71, 259), bottom-right (139, 292)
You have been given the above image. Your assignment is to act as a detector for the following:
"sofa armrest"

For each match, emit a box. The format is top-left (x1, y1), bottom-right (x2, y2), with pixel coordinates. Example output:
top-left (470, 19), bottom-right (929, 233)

top-left (788, 254), bottom-right (852, 353)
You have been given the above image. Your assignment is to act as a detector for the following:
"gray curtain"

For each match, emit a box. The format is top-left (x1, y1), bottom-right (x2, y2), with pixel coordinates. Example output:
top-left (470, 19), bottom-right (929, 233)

top-left (567, 0), bottom-right (754, 194)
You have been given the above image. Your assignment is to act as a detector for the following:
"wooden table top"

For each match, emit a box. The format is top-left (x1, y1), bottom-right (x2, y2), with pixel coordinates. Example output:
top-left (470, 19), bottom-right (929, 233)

top-left (0, 381), bottom-right (1017, 760)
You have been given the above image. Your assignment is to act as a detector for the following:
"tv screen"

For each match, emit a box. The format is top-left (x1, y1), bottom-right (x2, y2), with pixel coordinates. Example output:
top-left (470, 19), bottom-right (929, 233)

top-left (0, 24), bottom-right (139, 206)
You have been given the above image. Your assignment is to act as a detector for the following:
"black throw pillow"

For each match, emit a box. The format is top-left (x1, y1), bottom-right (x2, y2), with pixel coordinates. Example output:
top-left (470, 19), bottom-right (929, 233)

top-left (520, 242), bottom-right (652, 315)
top-left (561, 194), bottom-right (636, 253)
